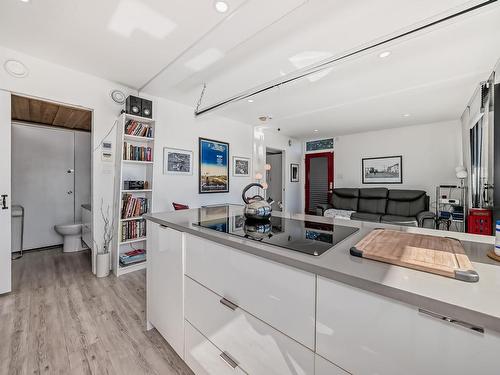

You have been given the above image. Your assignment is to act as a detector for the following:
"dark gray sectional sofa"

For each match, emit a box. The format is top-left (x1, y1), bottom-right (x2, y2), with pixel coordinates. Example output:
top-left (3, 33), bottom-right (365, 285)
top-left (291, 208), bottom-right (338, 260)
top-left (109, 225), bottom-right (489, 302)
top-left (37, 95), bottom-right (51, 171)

top-left (316, 188), bottom-right (435, 228)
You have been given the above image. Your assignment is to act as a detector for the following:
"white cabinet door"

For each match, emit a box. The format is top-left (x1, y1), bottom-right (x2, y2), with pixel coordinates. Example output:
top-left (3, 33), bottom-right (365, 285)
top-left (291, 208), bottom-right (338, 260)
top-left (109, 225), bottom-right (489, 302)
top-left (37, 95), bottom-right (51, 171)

top-left (185, 234), bottom-right (316, 349)
top-left (147, 223), bottom-right (184, 358)
top-left (315, 354), bottom-right (350, 375)
top-left (316, 277), bottom-right (500, 375)
top-left (185, 321), bottom-right (248, 375)
top-left (81, 207), bottom-right (92, 248)
top-left (0, 90), bottom-right (11, 294)
top-left (185, 276), bottom-right (315, 375)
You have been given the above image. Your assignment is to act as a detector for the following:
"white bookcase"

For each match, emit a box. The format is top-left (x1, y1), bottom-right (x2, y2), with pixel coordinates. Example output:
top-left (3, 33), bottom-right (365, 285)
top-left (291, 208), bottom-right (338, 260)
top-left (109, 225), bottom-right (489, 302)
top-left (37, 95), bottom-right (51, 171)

top-left (112, 113), bottom-right (155, 276)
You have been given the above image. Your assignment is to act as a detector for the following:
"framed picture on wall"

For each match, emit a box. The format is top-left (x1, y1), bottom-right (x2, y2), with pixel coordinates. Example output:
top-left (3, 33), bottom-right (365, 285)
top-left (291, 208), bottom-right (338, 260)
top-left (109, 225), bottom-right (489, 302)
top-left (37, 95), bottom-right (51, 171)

top-left (232, 156), bottom-right (250, 177)
top-left (163, 147), bottom-right (193, 175)
top-left (290, 163), bottom-right (299, 182)
top-left (362, 155), bottom-right (402, 184)
top-left (199, 138), bottom-right (229, 193)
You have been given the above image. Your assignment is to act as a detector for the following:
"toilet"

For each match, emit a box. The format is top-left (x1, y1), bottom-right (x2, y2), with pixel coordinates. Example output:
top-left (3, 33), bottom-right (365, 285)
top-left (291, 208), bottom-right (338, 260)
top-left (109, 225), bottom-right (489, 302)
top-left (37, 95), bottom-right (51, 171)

top-left (54, 223), bottom-right (85, 253)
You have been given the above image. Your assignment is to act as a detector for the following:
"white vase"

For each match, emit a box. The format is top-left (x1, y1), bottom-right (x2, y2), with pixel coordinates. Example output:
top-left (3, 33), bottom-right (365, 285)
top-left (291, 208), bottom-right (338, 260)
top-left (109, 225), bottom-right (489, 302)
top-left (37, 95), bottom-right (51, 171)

top-left (96, 252), bottom-right (110, 278)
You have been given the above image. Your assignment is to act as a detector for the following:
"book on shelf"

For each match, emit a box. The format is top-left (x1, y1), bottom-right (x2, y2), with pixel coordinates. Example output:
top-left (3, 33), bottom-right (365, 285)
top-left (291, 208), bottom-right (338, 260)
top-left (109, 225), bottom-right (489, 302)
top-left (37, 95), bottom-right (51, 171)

top-left (123, 142), bottom-right (152, 161)
top-left (121, 194), bottom-right (149, 219)
top-left (119, 249), bottom-right (146, 266)
top-left (121, 219), bottom-right (147, 242)
top-left (125, 120), bottom-right (153, 138)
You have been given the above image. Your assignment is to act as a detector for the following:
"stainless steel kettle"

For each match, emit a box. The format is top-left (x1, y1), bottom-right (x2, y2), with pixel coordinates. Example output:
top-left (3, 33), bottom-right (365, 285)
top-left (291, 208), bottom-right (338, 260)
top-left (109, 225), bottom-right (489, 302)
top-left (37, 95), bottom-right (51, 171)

top-left (242, 183), bottom-right (272, 220)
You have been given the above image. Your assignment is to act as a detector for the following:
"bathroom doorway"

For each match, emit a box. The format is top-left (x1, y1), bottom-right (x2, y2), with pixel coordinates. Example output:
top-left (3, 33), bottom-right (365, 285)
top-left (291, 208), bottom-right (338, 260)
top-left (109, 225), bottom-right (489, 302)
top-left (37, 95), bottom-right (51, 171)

top-left (10, 94), bottom-right (92, 256)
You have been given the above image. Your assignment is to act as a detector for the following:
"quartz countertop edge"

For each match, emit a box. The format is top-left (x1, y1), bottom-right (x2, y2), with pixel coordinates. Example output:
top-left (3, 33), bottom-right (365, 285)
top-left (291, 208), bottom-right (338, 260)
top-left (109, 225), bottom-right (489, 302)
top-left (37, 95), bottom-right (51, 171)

top-left (144, 207), bottom-right (500, 334)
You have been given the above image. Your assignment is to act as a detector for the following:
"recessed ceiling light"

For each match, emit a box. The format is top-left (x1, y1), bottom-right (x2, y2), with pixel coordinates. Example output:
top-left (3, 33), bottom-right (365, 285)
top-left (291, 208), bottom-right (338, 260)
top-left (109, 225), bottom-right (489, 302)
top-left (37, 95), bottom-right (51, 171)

top-left (247, 99), bottom-right (254, 103)
top-left (402, 113), bottom-right (411, 117)
top-left (19, 0), bottom-right (30, 2)
top-left (4, 59), bottom-right (28, 78)
top-left (214, 1), bottom-right (229, 13)
top-left (379, 51), bottom-right (391, 58)
top-left (314, 129), bottom-right (319, 132)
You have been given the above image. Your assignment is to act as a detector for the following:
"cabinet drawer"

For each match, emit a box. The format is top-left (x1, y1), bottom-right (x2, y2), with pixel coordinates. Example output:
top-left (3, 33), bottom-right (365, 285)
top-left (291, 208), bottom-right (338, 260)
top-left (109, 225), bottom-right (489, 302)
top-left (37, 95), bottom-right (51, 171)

top-left (185, 276), bottom-right (314, 375)
top-left (185, 234), bottom-right (315, 349)
top-left (317, 277), bottom-right (500, 375)
top-left (185, 321), bottom-right (247, 375)
top-left (315, 354), bottom-right (349, 375)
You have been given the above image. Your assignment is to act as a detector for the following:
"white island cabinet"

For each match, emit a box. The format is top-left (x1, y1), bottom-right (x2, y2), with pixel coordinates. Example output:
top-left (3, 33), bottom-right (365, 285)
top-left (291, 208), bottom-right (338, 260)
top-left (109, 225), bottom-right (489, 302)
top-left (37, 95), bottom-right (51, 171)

top-left (147, 222), bottom-right (185, 358)
top-left (316, 276), bottom-right (500, 375)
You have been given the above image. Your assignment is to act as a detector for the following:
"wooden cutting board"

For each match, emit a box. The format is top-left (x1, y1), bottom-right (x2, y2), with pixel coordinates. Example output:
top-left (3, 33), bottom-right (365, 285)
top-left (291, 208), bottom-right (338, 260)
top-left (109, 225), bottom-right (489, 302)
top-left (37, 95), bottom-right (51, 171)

top-left (350, 229), bottom-right (479, 282)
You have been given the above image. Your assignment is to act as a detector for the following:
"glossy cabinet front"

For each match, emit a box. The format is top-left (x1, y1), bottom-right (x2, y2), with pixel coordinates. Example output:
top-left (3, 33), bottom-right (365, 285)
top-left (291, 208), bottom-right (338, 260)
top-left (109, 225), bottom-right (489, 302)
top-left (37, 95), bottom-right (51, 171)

top-left (316, 276), bottom-right (500, 375)
top-left (185, 234), bottom-right (316, 350)
top-left (185, 276), bottom-right (315, 375)
top-left (147, 223), bottom-right (184, 358)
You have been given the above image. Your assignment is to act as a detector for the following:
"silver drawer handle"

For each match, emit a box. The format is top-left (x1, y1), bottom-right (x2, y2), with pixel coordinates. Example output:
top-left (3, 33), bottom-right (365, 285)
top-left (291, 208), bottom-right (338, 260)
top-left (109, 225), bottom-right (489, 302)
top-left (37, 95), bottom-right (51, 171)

top-left (220, 297), bottom-right (238, 311)
top-left (418, 309), bottom-right (484, 334)
top-left (220, 351), bottom-right (238, 369)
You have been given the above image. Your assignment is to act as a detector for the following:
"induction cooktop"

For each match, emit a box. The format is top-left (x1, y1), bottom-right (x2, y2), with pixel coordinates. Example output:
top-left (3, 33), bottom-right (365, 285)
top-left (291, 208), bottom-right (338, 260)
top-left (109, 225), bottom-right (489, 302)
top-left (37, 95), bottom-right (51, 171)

top-left (195, 215), bottom-right (358, 256)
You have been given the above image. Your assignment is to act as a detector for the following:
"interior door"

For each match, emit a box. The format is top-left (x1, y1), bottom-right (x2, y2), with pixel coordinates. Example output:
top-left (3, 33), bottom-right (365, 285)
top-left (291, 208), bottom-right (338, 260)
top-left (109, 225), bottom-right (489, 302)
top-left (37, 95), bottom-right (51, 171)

top-left (0, 91), bottom-right (11, 294)
top-left (12, 124), bottom-right (75, 249)
top-left (305, 152), bottom-right (334, 214)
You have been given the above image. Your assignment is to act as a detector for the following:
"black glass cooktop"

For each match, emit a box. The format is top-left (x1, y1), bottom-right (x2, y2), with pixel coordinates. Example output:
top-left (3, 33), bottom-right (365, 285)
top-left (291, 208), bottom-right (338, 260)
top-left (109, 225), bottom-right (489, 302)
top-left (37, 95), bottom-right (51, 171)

top-left (195, 215), bottom-right (358, 256)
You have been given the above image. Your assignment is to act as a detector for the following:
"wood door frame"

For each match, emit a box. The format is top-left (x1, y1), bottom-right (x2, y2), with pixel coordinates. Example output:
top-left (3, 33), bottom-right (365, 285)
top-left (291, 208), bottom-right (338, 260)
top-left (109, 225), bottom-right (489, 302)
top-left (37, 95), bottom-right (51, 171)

top-left (305, 151), bottom-right (334, 214)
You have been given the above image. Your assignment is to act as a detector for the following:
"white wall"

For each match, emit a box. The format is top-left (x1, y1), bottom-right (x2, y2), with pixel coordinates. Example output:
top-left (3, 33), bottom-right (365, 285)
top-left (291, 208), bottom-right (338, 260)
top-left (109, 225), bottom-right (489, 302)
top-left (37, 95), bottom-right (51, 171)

top-left (151, 97), bottom-right (254, 211)
top-left (253, 127), bottom-right (304, 213)
top-left (333, 120), bottom-right (462, 201)
top-left (0, 46), bottom-right (136, 272)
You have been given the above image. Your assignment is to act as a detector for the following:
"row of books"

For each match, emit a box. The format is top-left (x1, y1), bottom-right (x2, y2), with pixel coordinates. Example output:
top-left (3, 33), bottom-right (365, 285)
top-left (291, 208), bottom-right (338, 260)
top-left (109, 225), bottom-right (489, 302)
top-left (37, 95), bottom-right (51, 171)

top-left (121, 219), bottom-right (146, 242)
top-left (125, 120), bottom-right (153, 138)
top-left (121, 194), bottom-right (149, 219)
top-left (119, 249), bottom-right (146, 267)
top-left (123, 142), bottom-right (152, 161)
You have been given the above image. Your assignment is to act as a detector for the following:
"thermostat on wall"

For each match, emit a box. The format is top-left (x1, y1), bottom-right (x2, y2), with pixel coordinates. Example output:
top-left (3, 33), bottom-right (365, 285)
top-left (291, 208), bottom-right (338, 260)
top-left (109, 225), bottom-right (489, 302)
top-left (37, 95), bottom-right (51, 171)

top-left (102, 142), bottom-right (113, 162)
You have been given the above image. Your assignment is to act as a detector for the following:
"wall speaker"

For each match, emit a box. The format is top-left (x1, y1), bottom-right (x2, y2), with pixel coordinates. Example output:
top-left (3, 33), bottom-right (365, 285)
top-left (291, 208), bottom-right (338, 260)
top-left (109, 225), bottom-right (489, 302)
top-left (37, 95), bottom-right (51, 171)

top-left (125, 95), bottom-right (142, 116)
top-left (141, 98), bottom-right (153, 119)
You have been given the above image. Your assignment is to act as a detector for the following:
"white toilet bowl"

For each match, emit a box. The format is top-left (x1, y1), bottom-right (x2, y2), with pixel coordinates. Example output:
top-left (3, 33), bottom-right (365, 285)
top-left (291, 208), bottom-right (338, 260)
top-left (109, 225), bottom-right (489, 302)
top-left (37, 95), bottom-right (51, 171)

top-left (54, 223), bottom-right (84, 253)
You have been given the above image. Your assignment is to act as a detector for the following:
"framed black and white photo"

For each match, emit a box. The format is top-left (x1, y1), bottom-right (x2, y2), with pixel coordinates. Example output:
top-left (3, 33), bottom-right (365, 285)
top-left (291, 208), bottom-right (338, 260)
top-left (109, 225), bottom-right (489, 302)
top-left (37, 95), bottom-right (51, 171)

top-left (290, 163), bottom-right (299, 182)
top-left (232, 156), bottom-right (250, 177)
top-left (163, 147), bottom-right (193, 175)
top-left (362, 155), bottom-right (402, 184)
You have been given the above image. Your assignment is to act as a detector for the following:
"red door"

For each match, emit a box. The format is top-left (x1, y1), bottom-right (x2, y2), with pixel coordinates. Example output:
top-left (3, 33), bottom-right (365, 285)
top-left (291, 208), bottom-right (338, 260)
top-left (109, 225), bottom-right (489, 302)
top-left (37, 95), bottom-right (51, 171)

top-left (305, 152), bottom-right (333, 214)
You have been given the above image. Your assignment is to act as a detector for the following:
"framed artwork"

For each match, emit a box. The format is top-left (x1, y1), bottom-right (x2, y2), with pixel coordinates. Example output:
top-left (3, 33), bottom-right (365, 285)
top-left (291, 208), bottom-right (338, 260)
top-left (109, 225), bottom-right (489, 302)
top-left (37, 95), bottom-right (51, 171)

top-left (290, 163), bottom-right (299, 182)
top-left (233, 156), bottom-right (250, 177)
top-left (362, 155), bottom-right (402, 184)
top-left (199, 138), bottom-right (229, 193)
top-left (163, 147), bottom-right (193, 175)
top-left (306, 138), bottom-right (334, 152)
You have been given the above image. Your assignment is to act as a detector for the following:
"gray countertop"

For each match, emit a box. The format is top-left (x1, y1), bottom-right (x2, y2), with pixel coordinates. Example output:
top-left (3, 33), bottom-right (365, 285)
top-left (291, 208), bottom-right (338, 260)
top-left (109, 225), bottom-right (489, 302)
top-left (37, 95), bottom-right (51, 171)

top-left (144, 205), bottom-right (500, 333)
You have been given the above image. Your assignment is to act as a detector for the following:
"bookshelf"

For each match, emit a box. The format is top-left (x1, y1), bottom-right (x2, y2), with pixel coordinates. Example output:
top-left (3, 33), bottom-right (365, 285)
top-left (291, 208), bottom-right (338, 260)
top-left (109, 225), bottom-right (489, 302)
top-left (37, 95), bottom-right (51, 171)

top-left (112, 113), bottom-right (155, 276)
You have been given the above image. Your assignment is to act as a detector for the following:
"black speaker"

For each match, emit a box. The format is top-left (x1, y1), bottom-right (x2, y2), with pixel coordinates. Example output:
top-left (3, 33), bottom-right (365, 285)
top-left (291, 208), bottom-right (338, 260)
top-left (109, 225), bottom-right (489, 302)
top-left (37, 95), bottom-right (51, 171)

top-left (125, 95), bottom-right (142, 116)
top-left (141, 98), bottom-right (153, 119)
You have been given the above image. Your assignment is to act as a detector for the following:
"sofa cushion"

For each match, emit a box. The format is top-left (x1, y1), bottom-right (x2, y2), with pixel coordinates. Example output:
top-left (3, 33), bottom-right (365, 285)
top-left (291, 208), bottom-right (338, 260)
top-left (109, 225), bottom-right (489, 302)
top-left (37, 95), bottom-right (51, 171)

top-left (351, 212), bottom-right (382, 222)
top-left (386, 190), bottom-right (427, 217)
top-left (358, 188), bottom-right (388, 214)
top-left (380, 215), bottom-right (418, 227)
top-left (331, 188), bottom-right (359, 211)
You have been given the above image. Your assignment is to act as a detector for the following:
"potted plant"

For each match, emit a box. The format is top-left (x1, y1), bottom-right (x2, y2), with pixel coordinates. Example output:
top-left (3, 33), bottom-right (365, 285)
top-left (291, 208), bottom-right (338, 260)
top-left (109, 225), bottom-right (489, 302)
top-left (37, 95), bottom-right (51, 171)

top-left (94, 199), bottom-right (114, 278)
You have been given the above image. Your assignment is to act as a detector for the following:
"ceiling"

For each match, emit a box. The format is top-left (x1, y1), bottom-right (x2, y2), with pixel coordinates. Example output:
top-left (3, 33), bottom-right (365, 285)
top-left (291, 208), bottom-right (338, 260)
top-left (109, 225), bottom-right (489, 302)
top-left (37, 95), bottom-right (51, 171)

top-left (11, 95), bottom-right (92, 131)
top-left (1, 0), bottom-right (499, 138)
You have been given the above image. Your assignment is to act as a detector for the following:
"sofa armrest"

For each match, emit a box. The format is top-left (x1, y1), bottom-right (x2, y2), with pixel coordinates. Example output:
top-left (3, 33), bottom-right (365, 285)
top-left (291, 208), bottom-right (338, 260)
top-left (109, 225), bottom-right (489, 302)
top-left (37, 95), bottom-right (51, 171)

top-left (316, 203), bottom-right (333, 216)
top-left (417, 211), bottom-right (435, 228)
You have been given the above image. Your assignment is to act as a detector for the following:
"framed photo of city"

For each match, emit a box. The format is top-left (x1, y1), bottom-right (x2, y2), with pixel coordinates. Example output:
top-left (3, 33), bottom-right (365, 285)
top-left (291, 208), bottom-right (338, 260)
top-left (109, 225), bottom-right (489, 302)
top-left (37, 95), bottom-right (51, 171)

top-left (232, 156), bottom-right (250, 177)
top-left (163, 147), bottom-right (193, 175)
top-left (362, 156), bottom-right (402, 184)
top-left (199, 138), bottom-right (229, 193)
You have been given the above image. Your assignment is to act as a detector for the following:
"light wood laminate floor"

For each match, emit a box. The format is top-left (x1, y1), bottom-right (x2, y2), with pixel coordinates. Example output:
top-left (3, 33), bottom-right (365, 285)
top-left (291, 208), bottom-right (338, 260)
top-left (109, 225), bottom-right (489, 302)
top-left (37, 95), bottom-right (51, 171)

top-left (0, 248), bottom-right (193, 375)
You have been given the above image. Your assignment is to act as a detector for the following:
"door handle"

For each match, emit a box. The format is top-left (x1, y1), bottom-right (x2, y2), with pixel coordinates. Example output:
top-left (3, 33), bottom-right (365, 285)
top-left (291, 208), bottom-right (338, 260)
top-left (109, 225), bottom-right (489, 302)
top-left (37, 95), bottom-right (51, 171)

top-left (1, 194), bottom-right (8, 210)
top-left (220, 351), bottom-right (238, 369)
top-left (418, 308), bottom-right (484, 333)
top-left (67, 191), bottom-right (73, 195)
top-left (220, 297), bottom-right (238, 311)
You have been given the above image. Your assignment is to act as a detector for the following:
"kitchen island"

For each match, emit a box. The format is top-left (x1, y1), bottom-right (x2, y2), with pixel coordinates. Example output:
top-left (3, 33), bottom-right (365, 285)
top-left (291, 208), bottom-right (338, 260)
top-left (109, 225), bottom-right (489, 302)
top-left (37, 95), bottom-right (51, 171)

top-left (144, 205), bottom-right (500, 375)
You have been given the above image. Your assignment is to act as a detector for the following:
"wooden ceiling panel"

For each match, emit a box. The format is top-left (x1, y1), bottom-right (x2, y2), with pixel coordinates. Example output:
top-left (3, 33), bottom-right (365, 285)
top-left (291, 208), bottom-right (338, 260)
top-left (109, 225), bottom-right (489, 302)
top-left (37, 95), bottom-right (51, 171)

top-left (11, 95), bottom-right (91, 131)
